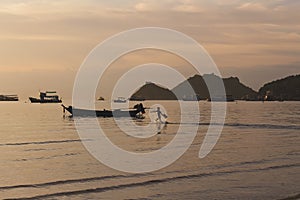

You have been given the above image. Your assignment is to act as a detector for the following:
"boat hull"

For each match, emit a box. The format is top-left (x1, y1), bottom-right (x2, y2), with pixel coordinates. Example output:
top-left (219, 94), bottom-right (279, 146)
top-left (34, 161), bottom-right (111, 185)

top-left (0, 95), bottom-right (18, 101)
top-left (29, 97), bottom-right (62, 103)
top-left (73, 108), bottom-right (140, 118)
top-left (0, 98), bottom-right (18, 102)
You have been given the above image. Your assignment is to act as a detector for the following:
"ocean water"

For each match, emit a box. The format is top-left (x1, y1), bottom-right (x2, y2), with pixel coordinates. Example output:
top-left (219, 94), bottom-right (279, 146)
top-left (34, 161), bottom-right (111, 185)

top-left (0, 101), bottom-right (299, 200)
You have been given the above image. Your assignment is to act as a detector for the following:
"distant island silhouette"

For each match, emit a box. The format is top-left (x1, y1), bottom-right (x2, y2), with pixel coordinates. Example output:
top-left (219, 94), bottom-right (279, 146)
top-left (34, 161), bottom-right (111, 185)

top-left (259, 75), bottom-right (300, 101)
top-left (131, 74), bottom-right (300, 101)
top-left (1, 74), bottom-right (299, 102)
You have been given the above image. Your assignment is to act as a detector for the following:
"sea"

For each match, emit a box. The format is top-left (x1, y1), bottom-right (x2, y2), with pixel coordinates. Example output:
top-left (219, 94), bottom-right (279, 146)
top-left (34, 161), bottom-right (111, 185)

top-left (0, 101), bottom-right (299, 200)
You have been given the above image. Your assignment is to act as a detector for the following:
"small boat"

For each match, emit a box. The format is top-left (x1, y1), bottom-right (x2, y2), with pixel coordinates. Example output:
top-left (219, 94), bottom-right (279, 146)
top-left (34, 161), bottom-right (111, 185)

top-left (208, 95), bottom-right (235, 102)
top-left (113, 97), bottom-right (127, 103)
top-left (0, 94), bottom-right (19, 101)
top-left (97, 96), bottom-right (105, 101)
top-left (29, 91), bottom-right (62, 103)
top-left (62, 103), bottom-right (146, 118)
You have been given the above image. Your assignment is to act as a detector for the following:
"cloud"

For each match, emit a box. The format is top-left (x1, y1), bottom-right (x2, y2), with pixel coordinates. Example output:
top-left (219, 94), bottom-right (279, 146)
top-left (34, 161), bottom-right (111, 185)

top-left (134, 0), bottom-right (203, 13)
top-left (0, 0), bottom-right (299, 92)
top-left (134, 2), bottom-right (161, 12)
top-left (237, 2), bottom-right (267, 11)
top-left (0, 0), bottom-right (115, 19)
top-left (173, 4), bottom-right (203, 13)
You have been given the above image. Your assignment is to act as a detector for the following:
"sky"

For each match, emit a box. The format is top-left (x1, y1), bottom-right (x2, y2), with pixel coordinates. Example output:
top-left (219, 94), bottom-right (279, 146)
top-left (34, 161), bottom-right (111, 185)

top-left (0, 0), bottom-right (299, 99)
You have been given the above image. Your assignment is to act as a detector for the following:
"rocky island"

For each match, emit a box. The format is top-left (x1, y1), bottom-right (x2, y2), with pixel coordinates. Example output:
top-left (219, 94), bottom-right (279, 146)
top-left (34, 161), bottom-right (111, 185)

top-left (130, 74), bottom-right (300, 101)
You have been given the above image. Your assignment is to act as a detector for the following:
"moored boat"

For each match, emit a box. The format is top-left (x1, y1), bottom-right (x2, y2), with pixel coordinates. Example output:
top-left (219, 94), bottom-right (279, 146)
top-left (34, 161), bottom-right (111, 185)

top-left (97, 96), bottom-right (105, 101)
top-left (29, 91), bottom-right (62, 103)
top-left (113, 97), bottom-right (127, 103)
top-left (208, 95), bottom-right (235, 102)
top-left (62, 103), bottom-right (146, 118)
top-left (0, 94), bottom-right (19, 101)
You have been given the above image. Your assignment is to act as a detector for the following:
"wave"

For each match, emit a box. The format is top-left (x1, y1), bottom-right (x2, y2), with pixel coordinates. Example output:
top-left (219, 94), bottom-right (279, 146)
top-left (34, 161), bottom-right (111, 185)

top-left (0, 175), bottom-right (128, 190)
top-left (166, 122), bottom-right (300, 130)
top-left (222, 123), bottom-right (300, 130)
top-left (4, 163), bottom-right (300, 200)
top-left (13, 152), bottom-right (81, 162)
top-left (0, 139), bottom-right (91, 147)
top-left (279, 193), bottom-right (300, 200)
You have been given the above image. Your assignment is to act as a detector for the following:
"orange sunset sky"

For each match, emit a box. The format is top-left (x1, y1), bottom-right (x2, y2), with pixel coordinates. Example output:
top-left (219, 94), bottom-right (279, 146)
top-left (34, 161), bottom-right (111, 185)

top-left (0, 0), bottom-right (299, 99)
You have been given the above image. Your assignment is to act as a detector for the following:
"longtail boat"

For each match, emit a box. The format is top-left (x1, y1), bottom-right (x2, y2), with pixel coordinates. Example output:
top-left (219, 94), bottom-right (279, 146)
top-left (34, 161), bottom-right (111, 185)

top-left (61, 103), bottom-right (146, 118)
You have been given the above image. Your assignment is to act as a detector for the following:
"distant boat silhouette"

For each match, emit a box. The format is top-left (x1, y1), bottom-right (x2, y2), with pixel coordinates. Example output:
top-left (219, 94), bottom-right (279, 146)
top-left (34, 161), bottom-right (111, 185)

top-left (113, 97), bottom-right (127, 103)
top-left (0, 94), bottom-right (19, 101)
top-left (97, 96), bottom-right (105, 101)
top-left (208, 95), bottom-right (235, 102)
top-left (29, 91), bottom-right (62, 103)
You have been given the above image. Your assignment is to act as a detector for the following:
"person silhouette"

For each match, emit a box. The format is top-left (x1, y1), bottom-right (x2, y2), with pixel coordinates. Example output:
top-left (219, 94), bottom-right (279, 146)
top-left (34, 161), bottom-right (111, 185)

top-left (154, 107), bottom-right (167, 123)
